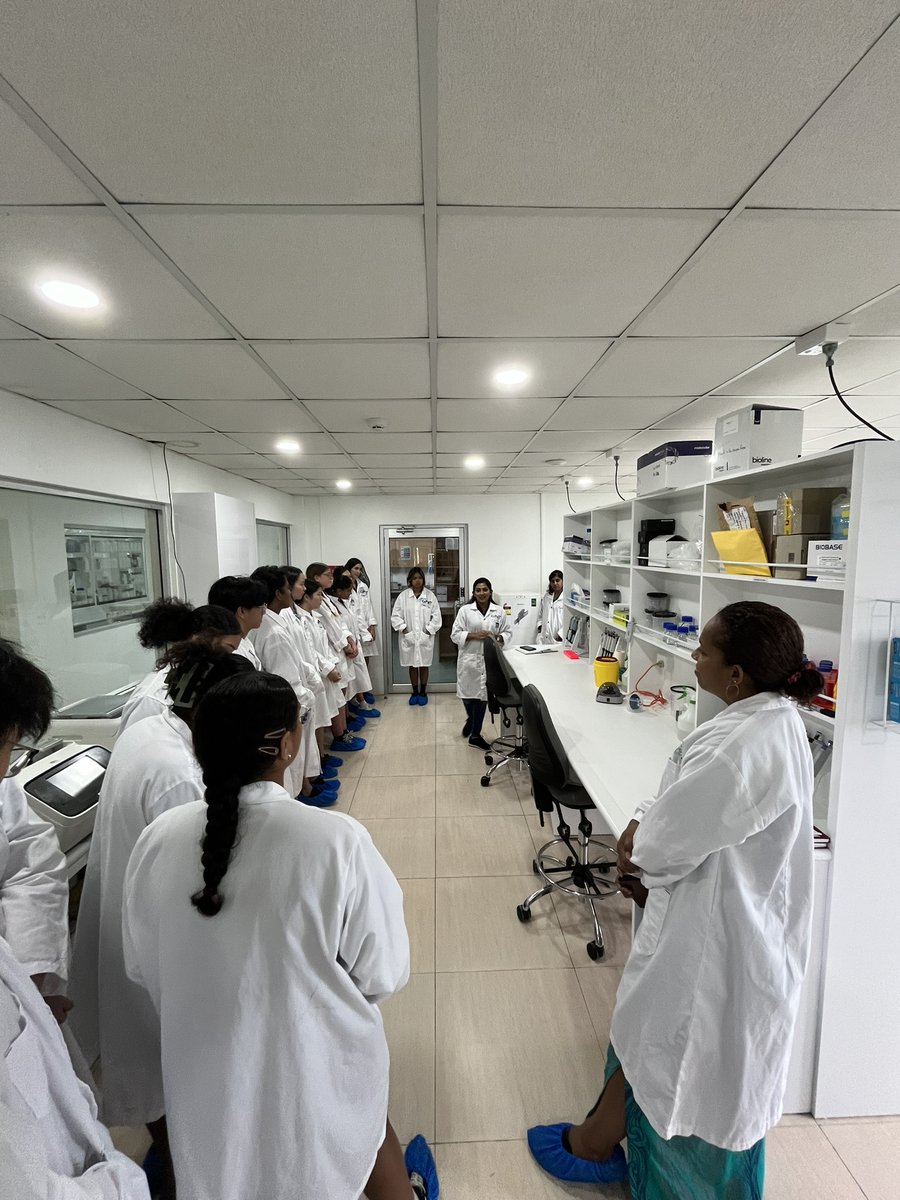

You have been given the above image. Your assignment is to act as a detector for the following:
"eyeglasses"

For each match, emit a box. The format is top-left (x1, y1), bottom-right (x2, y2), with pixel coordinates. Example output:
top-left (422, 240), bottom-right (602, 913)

top-left (5, 743), bottom-right (42, 778)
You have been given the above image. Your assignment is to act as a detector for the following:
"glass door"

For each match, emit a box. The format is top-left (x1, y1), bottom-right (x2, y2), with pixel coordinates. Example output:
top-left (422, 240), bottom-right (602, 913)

top-left (380, 524), bottom-right (468, 693)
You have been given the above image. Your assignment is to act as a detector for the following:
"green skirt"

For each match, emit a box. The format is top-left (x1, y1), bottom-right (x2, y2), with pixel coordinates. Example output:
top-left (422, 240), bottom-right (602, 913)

top-left (605, 1045), bottom-right (765, 1200)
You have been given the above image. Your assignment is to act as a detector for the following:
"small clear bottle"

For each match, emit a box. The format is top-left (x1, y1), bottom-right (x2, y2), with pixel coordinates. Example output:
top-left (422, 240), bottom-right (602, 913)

top-left (662, 621), bottom-right (679, 645)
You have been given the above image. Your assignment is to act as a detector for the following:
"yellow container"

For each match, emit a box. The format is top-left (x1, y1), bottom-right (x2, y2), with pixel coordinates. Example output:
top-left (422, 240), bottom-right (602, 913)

top-left (593, 656), bottom-right (619, 687)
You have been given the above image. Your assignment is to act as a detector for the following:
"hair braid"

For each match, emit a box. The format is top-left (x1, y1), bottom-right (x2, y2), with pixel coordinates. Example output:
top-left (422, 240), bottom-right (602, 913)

top-left (191, 768), bottom-right (244, 917)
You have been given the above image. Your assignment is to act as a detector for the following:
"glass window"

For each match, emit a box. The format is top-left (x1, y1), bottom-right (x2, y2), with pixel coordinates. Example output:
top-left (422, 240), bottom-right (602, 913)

top-left (0, 487), bottom-right (163, 707)
top-left (256, 520), bottom-right (290, 566)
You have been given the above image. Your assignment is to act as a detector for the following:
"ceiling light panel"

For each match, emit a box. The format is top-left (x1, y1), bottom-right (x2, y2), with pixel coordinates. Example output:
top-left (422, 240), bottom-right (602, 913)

top-left (438, 211), bottom-right (719, 337)
top-left (60, 341), bottom-right (285, 400)
top-left (253, 342), bottom-right (430, 399)
top-left (437, 1), bottom-right (897, 206)
top-left (438, 340), bottom-right (612, 398)
top-left (0, 210), bottom-right (222, 338)
top-left (1, 0), bottom-right (422, 203)
top-left (0, 342), bottom-right (146, 400)
top-left (640, 211), bottom-right (900, 337)
top-left (576, 338), bottom-right (790, 397)
top-left (139, 212), bottom-right (427, 339)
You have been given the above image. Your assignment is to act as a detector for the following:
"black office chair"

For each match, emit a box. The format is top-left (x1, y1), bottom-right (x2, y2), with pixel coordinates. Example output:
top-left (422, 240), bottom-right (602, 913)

top-left (517, 683), bottom-right (618, 960)
top-left (482, 637), bottom-right (528, 787)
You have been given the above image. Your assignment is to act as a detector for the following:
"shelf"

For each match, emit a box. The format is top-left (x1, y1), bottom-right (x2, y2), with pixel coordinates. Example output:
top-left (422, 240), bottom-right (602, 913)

top-left (799, 706), bottom-right (838, 738)
top-left (563, 554), bottom-right (592, 564)
top-left (564, 599), bottom-right (593, 617)
top-left (591, 609), bottom-right (629, 633)
top-left (633, 626), bottom-right (697, 662)
top-left (592, 559), bottom-right (632, 569)
top-left (633, 564), bottom-right (702, 578)
top-left (701, 571), bottom-right (844, 592)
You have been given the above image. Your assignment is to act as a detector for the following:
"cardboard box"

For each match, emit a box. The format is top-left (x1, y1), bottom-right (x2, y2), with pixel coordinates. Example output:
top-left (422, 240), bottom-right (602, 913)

top-left (712, 405), bottom-right (803, 476)
top-left (636, 440), bottom-right (712, 495)
top-left (772, 533), bottom-right (823, 580)
top-left (775, 488), bottom-right (846, 537)
top-left (806, 539), bottom-right (847, 581)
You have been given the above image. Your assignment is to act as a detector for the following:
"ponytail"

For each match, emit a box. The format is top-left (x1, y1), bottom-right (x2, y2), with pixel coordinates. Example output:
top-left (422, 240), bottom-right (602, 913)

top-left (189, 672), bottom-right (299, 918)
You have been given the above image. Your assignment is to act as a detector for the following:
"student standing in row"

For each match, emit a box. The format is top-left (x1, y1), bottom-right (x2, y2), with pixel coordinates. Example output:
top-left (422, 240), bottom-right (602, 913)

top-left (451, 578), bottom-right (511, 750)
top-left (346, 557), bottom-right (380, 700)
top-left (391, 567), bottom-right (443, 706)
top-left (529, 601), bottom-right (818, 1198)
top-left (123, 671), bottom-right (437, 1200)
top-left (536, 570), bottom-right (565, 644)
top-left (331, 572), bottom-right (379, 717)
top-left (308, 563), bottom-right (369, 742)
top-left (208, 574), bottom-right (268, 668)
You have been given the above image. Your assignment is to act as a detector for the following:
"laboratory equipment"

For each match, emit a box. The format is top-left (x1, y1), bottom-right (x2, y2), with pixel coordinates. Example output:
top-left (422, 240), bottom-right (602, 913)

top-left (16, 742), bottom-right (110, 861)
top-left (648, 534), bottom-right (687, 568)
top-left (645, 592), bottom-right (669, 613)
top-left (595, 683), bottom-right (625, 705)
top-left (592, 657), bottom-right (619, 688)
top-left (602, 588), bottom-right (622, 609)
top-left (644, 610), bottom-right (676, 632)
top-left (637, 518), bottom-right (675, 566)
top-left (50, 683), bottom-right (138, 751)
top-left (636, 440), bottom-right (713, 495)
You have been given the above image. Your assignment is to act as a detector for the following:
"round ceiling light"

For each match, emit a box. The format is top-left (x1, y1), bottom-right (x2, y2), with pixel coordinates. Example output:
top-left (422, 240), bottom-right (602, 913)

top-left (463, 455), bottom-right (485, 470)
top-left (38, 280), bottom-right (101, 309)
top-left (577, 477), bottom-right (594, 488)
top-left (335, 479), bottom-right (353, 490)
top-left (492, 364), bottom-right (531, 388)
top-left (275, 438), bottom-right (301, 454)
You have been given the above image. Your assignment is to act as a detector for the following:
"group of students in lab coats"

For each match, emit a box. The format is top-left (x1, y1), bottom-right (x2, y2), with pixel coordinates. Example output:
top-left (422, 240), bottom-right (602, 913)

top-left (1, 580), bottom-right (821, 1200)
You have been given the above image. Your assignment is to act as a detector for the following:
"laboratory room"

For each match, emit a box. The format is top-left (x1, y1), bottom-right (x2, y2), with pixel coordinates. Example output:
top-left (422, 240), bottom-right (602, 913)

top-left (3, 5), bottom-right (900, 1200)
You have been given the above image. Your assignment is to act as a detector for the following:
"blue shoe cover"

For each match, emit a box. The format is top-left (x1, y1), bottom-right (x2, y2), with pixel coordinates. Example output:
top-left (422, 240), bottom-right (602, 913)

top-left (526, 1123), bottom-right (627, 1185)
top-left (404, 1133), bottom-right (440, 1199)
top-left (417, 694), bottom-right (428, 706)
top-left (321, 764), bottom-right (339, 779)
top-left (322, 754), bottom-right (343, 767)
top-left (408, 694), bottom-right (418, 705)
top-left (361, 706), bottom-right (382, 717)
top-left (333, 736), bottom-right (365, 751)
top-left (363, 692), bottom-right (375, 704)
top-left (142, 1145), bottom-right (162, 1195)
top-left (300, 791), bottom-right (337, 808)
top-left (347, 717), bottom-right (366, 732)
top-left (313, 777), bottom-right (340, 792)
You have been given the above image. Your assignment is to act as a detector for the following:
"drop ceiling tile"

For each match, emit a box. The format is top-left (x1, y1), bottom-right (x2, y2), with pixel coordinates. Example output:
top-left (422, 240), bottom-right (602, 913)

top-left (0, 342), bottom-right (146, 399)
top-left (1, 1), bottom-right (421, 203)
top-left (802, 395), bottom-right (900, 428)
top-left (531, 429), bottom-right (641, 451)
top-left (438, 211), bottom-right (720, 337)
top-left (438, 1), bottom-right (896, 206)
top-left (189, 452), bottom-right (273, 469)
top-left (355, 454), bottom-right (433, 468)
top-left (0, 316), bottom-right (38, 339)
top-left (230, 468), bottom-right (300, 481)
top-left (367, 469), bottom-right (434, 479)
top-left (848, 370), bottom-right (900, 396)
top-left (548, 396), bottom-right (688, 429)
top-left (802, 427), bottom-right (866, 450)
top-left (40, 399), bottom-right (208, 434)
top-left (139, 211), bottom-right (426, 338)
top-left (716, 338), bottom-right (900, 396)
top-left (652, 394), bottom-right (753, 431)
top-left (435, 452), bottom-right (514, 467)
top-left (435, 468), bottom-right (503, 479)
top-left (142, 432), bottom-right (249, 452)
top-left (163, 399), bottom-right (319, 432)
top-left (333, 431), bottom-right (432, 454)
top-left (0, 105), bottom-right (97, 203)
top-left (230, 432), bottom-right (338, 455)
top-left (753, 25), bottom-right (900, 208)
top-left (0, 209), bottom-right (224, 338)
top-left (438, 340), bottom-right (610, 398)
top-left (435, 431), bottom-right (531, 452)
top-left (254, 342), bottom-right (429, 399)
top-left (577, 338), bottom-right (789, 396)
top-left (641, 211), bottom-right (900, 337)
top-left (436, 397), bottom-right (558, 431)
top-left (59, 341), bottom-right (285, 399)
top-left (264, 454), bottom-right (357, 470)
top-left (515, 450), bottom-right (595, 468)
top-left (305, 399), bottom-right (431, 432)
top-left (850, 291), bottom-right (900, 336)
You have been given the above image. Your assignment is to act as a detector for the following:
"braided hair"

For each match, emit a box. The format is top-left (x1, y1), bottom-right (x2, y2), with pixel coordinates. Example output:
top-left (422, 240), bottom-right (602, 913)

top-left (711, 601), bottom-right (824, 705)
top-left (162, 636), bottom-right (254, 711)
top-left (190, 672), bottom-right (299, 917)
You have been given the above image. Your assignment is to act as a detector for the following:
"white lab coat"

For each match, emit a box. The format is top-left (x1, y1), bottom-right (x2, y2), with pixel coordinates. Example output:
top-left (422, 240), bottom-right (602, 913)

top-left (317, 594), bottom-right (353, 686)
top-left (297, 608), bottom-right (343, 725)
top-left (117, 668), bottom-right (169, 737)
top-left (334, 597), bottom-right (372, 695)
top-left (451, 601), bottom-right (512, 700)
top-left (0, 777), bottom-right (69, 993)
top-left (357, 581), bottom-right (379, 659)
top-left (0, 937), bottom-right (149, 1200)
top-left (537, 592), bottom-right (564, 643)
top-left (250, 610), bottom-right (318, 787)
top-left (234, 636), bottom-right (261, 669)
top-left (391, 588), bottom-right (443, 667)
top-left (123, 781), bottom-right (409, 1200)
top-left (69, 711), bottom-right (202, 1125)
top-left (611, 692), bottom-right (814, 1151)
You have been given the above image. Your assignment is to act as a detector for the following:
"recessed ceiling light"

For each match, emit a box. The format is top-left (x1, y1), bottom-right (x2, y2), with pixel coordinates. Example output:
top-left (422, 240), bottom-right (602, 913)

top-left (38, 279), bottom-right (101, 309)
top-left (545, 458), bottom-right (567, 466)
top-left (463, 455), bottom-right (485, 470)
top-left (274, 438), bottom-right (301, 454)
top-left (493, 364), bottom-right (531, 388)
top-left (577, 477), bottom-right (594, 488)
top-left (166, 440), bottom-right (200, 450)
top-left (335, 479), bottom-right (353, 490)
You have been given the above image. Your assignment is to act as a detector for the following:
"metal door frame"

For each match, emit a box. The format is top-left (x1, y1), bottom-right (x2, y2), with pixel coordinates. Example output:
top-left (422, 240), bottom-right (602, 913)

top-left (380, 523), bottom-right (469, 693)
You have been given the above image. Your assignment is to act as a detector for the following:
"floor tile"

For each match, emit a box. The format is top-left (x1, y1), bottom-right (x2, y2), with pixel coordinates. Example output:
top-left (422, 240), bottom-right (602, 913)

top-left (435, 968), bottom-right (604, 1142)
top-left (819, 1120), bottom-right (900, 1200)
top-left (434, 1139), bottom-right (628, 1199)
top-left (436, 876), bottom-right (571, 972)
top-left (436, 772), bottom-right (522, 818)
top-left (765, 1124), bottom-right (866, 1198)
top-left (575, 966), bottom-right (621, 1047)
top-left (436, 742), bottom-right (491, 776)
top-left (403, 877), bottom-right (436, 974)
top-left (351, 775), bottom-right (436, 819)
top-left (381, 973), bottom-right (435, 1145)
top-left (363, 746), bottom-right (436, 777)
top-left (358, 817), bottom-right (436, 879)
top-left (435, 815), bottom-right (536, 878)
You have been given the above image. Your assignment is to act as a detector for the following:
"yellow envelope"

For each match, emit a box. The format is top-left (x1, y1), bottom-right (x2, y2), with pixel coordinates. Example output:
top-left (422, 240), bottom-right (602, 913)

top-left (710, 529), bottom-right (772, 577)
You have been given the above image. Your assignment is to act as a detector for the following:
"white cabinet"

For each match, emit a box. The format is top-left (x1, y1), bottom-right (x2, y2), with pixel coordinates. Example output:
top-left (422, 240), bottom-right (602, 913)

top-left (562, 440), bottom-right (900, 1118)
top-left (172, 492), bottom-right (257, 605)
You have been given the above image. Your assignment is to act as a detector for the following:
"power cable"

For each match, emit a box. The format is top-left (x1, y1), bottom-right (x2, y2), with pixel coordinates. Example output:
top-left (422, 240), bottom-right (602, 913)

top-left (150, 441), bottom-right (188, 597)
top-left (614, 454), bottom-right (626, 501)
top-left (564, 480), bottom-right (576, 513)
top-left (823, 342), bottom-right (893, 441)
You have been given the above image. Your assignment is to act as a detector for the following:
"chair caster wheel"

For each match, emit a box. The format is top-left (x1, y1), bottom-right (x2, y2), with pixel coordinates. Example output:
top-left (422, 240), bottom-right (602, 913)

top-left (532, 858), bottom-right (540, 875)
top-left (480, 775), bottom-right (491, 787)
top-left (586, 941), bottom-right (605, 961)
top-left (565, 856), bottom-right (575, 868)
top-left (516, 904), bottom-right (532, 923)
top-left (484, 754), bottom-right (494, 765)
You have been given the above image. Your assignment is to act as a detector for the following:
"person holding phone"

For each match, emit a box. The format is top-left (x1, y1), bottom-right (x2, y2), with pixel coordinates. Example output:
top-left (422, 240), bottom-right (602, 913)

top-left (451, 578), bottom-right (511, 751)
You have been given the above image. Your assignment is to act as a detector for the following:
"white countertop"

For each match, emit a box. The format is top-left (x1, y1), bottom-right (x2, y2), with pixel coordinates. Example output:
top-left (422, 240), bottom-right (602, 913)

top-left (505, 648), bottom-right (680, 837)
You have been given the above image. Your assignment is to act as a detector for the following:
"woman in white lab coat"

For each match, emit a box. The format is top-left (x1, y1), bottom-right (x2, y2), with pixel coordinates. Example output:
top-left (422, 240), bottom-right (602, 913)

top-left (528, 601), bottom-right (821, 1198)
top-left (346, 557), bottom-right (380, 697)
top-left (122, 671), bottom-right (436, 1200)
top-left (536, 570), bottom-right (565, 644)
top-left (69, 641), bottom-right (254, 1200)
top-left (391, 566), bottom-right (443, 705)
top-left (450, 578), bottom-right (511, 751)
top-left (330, 572), bottom-right (377, 706)
top-left (207, 574), bottom-right (269, 668)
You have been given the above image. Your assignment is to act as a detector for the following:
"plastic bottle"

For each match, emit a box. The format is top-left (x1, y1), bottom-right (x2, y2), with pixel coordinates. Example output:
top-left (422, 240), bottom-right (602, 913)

top-left (676, 620), bottom-right (692, 644)
top-left (662, 621), bottom-right (679, 645)
top-left (831, 492), bottom-right (850, 540)
top-left (814, 660), bottom-right (838, 714)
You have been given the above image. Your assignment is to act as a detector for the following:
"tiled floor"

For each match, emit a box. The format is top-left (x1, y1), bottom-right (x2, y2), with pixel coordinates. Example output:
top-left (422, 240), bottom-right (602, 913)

top-left (112, 693), bottom-right (898, 1197)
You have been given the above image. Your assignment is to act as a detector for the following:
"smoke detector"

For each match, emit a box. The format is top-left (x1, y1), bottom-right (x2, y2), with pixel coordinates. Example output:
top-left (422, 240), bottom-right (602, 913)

top-left (545, 458), bottom-right (567, 466)
top-left (366, 416), bottom-right (388, 431)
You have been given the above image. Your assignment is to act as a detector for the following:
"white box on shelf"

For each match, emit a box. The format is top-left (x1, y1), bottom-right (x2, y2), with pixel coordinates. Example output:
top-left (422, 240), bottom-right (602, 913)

top-left (806, 539), bottom-right (847, 581)
top-left (648, 534), bottom-right (687, 567)
top-left (712, 404), bottom-right (803, 476)
top-left (636, 440), bottom-right (712, 495)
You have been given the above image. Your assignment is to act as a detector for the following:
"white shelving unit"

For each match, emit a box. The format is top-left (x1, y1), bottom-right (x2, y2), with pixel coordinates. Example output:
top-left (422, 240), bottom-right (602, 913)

top-left (561, 440), bottom-right (900, 1119)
